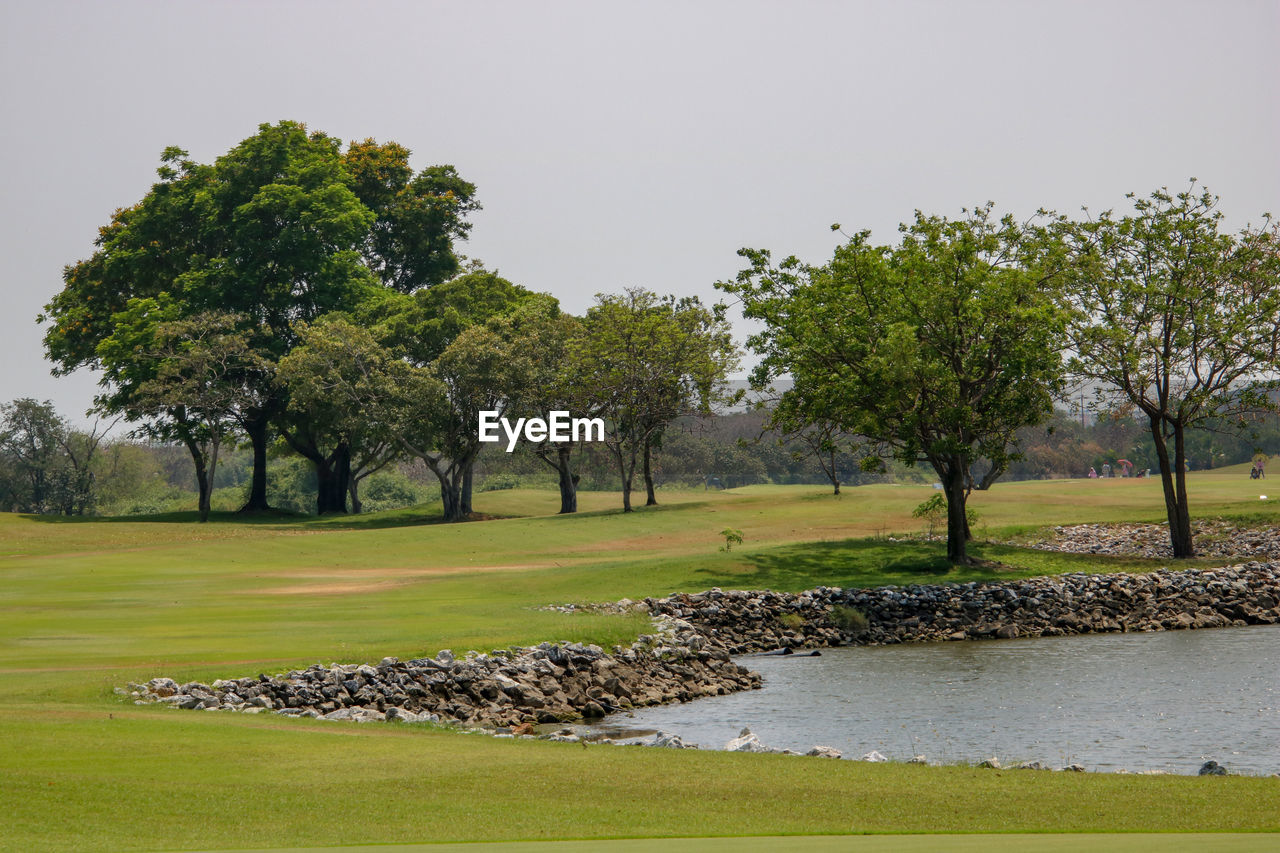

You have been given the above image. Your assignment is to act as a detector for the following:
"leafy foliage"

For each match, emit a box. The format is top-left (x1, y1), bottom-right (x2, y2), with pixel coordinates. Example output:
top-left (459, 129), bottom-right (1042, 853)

top-left (568, 288), bottom-right (740, 511)
top-left (1063, 183), bottom-right (1280, 556)
top-left (720, 527), bottom-right (744, 551)
top-left (721, 205), bottom-right (1069, 563)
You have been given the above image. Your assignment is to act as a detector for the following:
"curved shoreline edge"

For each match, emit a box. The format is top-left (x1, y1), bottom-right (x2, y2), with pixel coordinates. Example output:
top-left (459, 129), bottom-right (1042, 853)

top-left (128, 562), bottom-right (1280, 745)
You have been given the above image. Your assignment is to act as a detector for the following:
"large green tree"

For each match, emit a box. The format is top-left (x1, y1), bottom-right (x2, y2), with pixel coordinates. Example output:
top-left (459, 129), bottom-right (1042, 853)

top-left (276, 316), bottom-right (403, 515)
top-left (282, 288), bottom-right (555, 523)
top-left (41, 121), bottom-right (478, 513)
top-left (1063, 184), bottom-right (1280, 557)
top-left (720, 206), bottom-right (1068, 564)
top-left (483, 298), bottom-right (583, 514)
top-left (125, 310), bottom-right (271, 521)
top-left (403, 323), bottom-right (530, 522)
top-left (368, 268), bottom-right (537, 515)
top-left (568, 288), bottom-right (739, 512)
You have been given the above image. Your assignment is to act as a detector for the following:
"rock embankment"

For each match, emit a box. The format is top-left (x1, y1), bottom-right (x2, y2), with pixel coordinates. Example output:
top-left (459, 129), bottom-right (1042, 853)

top-left (129, 618), bottom-right (759, 729)
top-left (652, 562), bottom-right (1280, 654)
top-left (1025, 522), bottom-right (1280, 560)
top-left (131, 562), bottom-right (1280, 727)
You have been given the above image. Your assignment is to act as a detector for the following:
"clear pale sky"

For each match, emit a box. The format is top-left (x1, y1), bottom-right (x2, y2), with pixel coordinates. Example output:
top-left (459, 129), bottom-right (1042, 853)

top-left (2, 0), bottom-right (1277, 425)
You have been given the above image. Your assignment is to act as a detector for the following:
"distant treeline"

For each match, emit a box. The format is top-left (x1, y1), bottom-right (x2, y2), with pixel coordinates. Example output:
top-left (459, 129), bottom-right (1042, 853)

top-left (3, 397), bottom-right (1273, 517)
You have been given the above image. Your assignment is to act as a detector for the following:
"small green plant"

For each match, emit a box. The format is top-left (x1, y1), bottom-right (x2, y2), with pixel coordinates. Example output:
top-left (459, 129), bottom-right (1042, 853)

top-left (719, 527), bottom-right (744, 551)
top-left (912, 493), bottom-right (946, 536)
top-left (831, 605), bottom-right (869, 636)
top-left (912, 493), bottom-right (979, 537)
top-left (778, 612), bottom-right (806, 631)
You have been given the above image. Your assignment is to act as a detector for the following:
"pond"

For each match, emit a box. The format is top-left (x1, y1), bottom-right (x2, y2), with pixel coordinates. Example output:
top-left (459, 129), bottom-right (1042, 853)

top-left (593, 624), bottom-right (1280, 774)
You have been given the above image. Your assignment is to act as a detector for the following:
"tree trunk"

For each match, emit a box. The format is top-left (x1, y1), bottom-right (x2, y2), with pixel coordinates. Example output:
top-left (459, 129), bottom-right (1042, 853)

top-left (348, 476), bottom-right (363, 515)
top-left (240, 413), bottom-right (270, 513)
top-left (617, 449), bottom-right (634, 513)
top-left (1172, 422), bottom-right (1194, 557)
top-left (197, 468), bottom-right (211, 521)
top-left (183, 437), bottom-right (212, 523)
top-left (461, 463), bottom-right (474, 516)
top-left (555, 446), bottom-right (578, 514)
top-left (643, 442), bottom-right (658, 506)
top-left (314, 443), bottom-right (351, 515)
top-left (832, 479), bottom-right (841, 496)
top-left (1150, 417), bottom-right (1195, 558)
top-left (943, 461), bottom-right (972, 564)
top-left (439, 472), bottom-right (465, 522)
top-left (202, 440), bottom-right (221, 523)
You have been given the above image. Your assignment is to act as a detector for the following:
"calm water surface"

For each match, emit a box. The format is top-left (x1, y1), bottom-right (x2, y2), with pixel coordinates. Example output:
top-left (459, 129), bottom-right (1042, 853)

top-left (595, 624), bottom-right (1280, 774)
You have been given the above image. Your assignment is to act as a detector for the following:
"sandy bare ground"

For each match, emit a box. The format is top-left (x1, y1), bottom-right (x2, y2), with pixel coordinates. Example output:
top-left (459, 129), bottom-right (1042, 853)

top-left (249, 562), bottom-right (561, 595)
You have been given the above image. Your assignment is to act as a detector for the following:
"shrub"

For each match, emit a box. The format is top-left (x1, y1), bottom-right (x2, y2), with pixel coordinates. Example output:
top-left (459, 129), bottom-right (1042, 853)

top-left (479, 472), bottom-right (521, 492)
top-left (778, 612), bottom-right (806, 631)
top-left (360, 469), bottom-right (423, 512)
top-left (719, 527), bottom-right (744, 551)
top-left (831, 605), bottom-right (869, 636)
top-left (912, 493), bottom-right (980, 537)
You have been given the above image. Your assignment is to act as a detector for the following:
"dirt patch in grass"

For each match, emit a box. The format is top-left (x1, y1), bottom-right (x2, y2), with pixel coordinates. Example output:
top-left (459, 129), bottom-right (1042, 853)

top-left (256, 579), bottom-right (409, 596)
top-left (249, 562), bottom-right (561, 595)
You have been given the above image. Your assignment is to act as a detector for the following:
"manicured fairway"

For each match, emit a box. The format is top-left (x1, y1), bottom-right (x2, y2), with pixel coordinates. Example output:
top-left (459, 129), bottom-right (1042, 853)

top-left (1, 467), bottom-right (1277, 851)
top-left (197, 837), bottom-right (1280, 853)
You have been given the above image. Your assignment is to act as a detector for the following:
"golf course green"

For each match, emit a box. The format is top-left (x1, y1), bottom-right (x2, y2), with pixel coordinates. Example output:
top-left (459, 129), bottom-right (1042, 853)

top-left (2, 468), bottom-right (1278, 851)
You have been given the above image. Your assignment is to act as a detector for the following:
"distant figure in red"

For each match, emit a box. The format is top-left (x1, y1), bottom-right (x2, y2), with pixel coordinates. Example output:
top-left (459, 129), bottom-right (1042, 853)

top-left (1088, 467), bottom-right (1098, 479)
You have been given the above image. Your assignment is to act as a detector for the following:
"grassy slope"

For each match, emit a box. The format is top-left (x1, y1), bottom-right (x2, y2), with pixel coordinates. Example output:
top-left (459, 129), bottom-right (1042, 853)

top-left (1, 467), bottom-right (1278, 851)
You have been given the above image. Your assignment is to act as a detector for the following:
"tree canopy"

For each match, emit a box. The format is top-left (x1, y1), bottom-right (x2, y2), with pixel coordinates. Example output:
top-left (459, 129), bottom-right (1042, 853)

top-left (568, 288), bottom-right (739, 512)
top-left (41, 120), bottom-right (479, 512)
top-left (1063, 183), bottom-right (1280, 557)
top-left (720, 206), bottom-right (1068, 563)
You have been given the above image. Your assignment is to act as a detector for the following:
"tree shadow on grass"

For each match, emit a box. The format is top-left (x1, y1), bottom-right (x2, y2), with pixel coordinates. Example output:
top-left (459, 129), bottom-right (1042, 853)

top-left (693, 535), bottom-right (1211, 593)
top-left (693, 538), bottom-right (977, 592)
top-left (16, 505), bottom-right (463, 530)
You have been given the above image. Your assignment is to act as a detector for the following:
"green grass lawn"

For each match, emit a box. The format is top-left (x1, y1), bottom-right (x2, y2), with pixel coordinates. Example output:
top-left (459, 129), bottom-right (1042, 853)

top-left (1, 466), bottom-right (1277, 851)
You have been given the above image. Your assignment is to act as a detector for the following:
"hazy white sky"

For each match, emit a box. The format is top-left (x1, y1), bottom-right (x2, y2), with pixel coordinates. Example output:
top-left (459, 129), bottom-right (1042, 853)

top-left (2, 0), bottom-right (1277, 424)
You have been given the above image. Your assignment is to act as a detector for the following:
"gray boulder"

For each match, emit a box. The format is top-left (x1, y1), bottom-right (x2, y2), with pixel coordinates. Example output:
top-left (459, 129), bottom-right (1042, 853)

top-left (806, 746), bottom-right (842, 759)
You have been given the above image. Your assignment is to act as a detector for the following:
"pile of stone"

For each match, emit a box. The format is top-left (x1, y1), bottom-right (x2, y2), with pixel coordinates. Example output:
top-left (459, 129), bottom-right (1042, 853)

top-left (130, 563), bottom-right (1280, 732)
top-left (1025, 522), bottom-right (1280, 560)
top-left (648, 562), bottom-right (1280, 654)
top-left (129, 616), bottom-right (759, 729)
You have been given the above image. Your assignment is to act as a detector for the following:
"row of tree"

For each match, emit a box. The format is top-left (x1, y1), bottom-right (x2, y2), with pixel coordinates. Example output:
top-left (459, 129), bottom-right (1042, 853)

top-left (37, 121), bottom-right (1280, 561)
top-left (7, 391), bottom-right (1274, 519)
top-left (721, 187), bottom-right (1280, 562)
top-left (40, 121), bottom-right (737, 522)
top-left (0, 399), bottom-right (109, 515)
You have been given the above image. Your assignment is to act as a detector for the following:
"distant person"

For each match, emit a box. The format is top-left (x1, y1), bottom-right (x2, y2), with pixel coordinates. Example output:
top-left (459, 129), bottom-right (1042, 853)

top-left (1101, 463), bottom-right (1111, 478)
top-left (1088, 467), bottom-right (1098, 479)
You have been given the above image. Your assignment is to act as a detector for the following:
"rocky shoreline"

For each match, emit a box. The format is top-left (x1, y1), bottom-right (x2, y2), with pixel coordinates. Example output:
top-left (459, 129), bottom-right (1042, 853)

top-left (130, 615), bottom-right (759, 729)
top-left (130, 561), bottom-right (1280, 748)
top-left (1023, 521), bottom-right (1280, 561)
top-left (649, 561), bottom-right (1280, 653)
